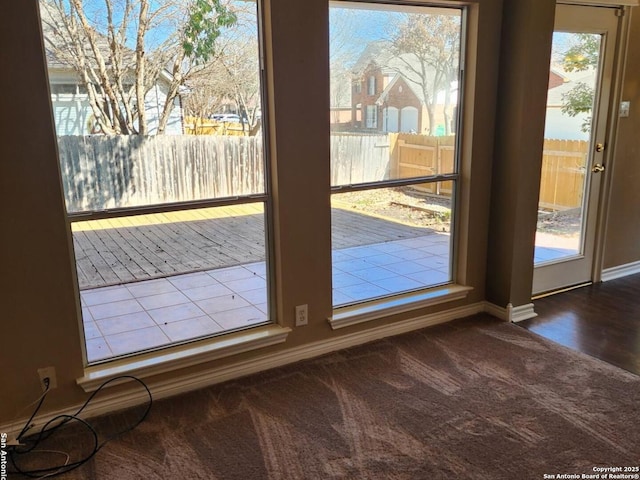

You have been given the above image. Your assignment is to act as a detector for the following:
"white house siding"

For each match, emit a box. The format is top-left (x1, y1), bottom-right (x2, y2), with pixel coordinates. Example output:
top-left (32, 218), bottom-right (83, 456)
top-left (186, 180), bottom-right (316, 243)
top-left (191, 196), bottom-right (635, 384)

top-left (52, 96), bottom-right (91, 135)
top-left (544, 66), bottom-right (595, 141)
top-left (145, 83), bottom-right (183, 135)
top-left (48, 73), bottom-right (184, 136)
top-left (544, 107), bottom-right (590, 141)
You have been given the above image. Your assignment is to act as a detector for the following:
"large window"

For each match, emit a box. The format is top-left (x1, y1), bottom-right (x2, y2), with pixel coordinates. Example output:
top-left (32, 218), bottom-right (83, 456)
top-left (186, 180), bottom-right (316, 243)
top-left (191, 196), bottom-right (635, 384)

top-left (40, 0), bottom-right (270, 363)
top-left (329, 1), bottom-right (463, 308)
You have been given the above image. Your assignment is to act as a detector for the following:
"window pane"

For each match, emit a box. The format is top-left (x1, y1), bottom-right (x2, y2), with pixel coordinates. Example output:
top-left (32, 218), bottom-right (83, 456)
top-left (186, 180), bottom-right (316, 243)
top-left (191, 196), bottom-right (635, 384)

top-left (330, 2), bottom-right (462, 185)
top-left (332, 184), bottom-right (453, 307)
top-left (330, 1), bottom-right (462, 307)
top-left (40, 0), bottom-right (264, 211)
top-left (51, 84), bottom-right (77, 95)
top-left (39, 0), bottom-right (271, 362)
top-left (535, 32), bottom-right (601, 265)
top-left (76, 204), bottom-right (269, 362)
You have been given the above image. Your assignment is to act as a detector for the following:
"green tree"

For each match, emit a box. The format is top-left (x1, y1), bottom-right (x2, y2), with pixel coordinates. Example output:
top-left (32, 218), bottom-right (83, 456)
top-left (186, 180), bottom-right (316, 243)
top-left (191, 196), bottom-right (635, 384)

top-left (40, 0), bottom-right (237, 135)
top-left (560, 33), bottom-right (599, 133)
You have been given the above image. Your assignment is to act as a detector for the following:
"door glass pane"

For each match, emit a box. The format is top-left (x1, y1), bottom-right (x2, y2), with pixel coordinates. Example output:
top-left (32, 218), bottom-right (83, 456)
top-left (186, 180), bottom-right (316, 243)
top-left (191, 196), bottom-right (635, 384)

top-left (39, 0), bottom-right (270, 362)
top-left (535, 32), bottom-right (601, 265)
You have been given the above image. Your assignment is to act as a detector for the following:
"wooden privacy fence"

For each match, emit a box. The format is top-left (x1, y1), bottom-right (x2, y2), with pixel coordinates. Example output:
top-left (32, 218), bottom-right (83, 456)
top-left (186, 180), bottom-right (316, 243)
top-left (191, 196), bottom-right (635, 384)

top-left (391, 134), bottom-right (456, 195)
top-left (330, 133), bottom-right (456, 192)
top-left (60, 134), bottom-right (392, 212)
top-left (331, 133), bottom-right (390, 186)
top-left (539, 139), bottom-right (588, 210)
top-left (57, 135), bottom-right (264, 212)
top-left (57, 134), bottom-right (589, 214)
top-left (393, 135), bottom-right (589, 210)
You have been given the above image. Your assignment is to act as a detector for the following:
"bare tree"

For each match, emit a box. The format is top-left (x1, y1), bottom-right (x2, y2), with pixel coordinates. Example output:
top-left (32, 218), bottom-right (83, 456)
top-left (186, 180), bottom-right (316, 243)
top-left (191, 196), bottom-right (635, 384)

top-left (40, 0), bottom-right (237, 135)
top-left (219, 40), bottom-right (261, 131)
top-left (184, 14), bottom-right (262, 134)
top-left (329, 6), bottom-right (375, 122)
top-left (183, 61), bottom-right (231, 132)
top-left (390, 13), bottom-right (460, 135)
top-left (330, 64), bottom-right (351, 124)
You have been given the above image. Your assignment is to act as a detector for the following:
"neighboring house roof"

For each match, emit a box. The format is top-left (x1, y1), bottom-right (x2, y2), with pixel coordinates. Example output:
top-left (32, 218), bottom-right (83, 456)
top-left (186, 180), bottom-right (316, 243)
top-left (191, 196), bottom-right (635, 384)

top-left (353, 40), bottom-right (455, 107)
top-left (40, 3), bottom-right (118, 68)
top-left (44, 43), bottom-right (69, 70)
top-left (375, 73), bottom-right (422, 107)
top-left (546, 64), bottom-right (596, 107)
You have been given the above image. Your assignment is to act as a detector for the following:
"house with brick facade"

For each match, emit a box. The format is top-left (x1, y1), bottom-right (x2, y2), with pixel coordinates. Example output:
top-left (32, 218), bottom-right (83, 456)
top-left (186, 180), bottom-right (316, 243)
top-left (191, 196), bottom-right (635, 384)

top-left (349, 41), bottom-right (457, 135)
top-left (352, 62), bottom-right (426, 133)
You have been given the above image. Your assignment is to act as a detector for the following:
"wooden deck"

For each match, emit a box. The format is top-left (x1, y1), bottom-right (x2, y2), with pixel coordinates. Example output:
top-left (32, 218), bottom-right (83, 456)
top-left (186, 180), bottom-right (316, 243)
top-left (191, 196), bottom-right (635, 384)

top-left (72, 205), bottom-right (435, 290)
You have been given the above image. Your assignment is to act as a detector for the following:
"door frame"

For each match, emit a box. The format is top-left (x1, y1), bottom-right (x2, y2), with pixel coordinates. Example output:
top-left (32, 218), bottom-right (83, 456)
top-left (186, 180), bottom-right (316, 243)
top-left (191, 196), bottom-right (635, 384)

top-left (590, 3), bottom-right (633, 284)
top-left (532, 2), bottom-right (631, 296)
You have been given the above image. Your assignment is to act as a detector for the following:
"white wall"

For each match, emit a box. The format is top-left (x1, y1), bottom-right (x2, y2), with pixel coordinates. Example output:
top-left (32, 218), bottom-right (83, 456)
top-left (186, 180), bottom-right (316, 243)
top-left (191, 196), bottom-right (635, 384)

top-left (48, 73), bottom-right (184, 136)
top-left (544, 107), bottom-right (590, 141)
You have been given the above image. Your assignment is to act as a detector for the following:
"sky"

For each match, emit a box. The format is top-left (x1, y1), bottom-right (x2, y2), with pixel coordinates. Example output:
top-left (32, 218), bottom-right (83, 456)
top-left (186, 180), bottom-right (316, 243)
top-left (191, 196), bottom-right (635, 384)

top-left (49, 0), bottom-right (258, 51)
top-left (329, 2), bottom-right (463, 69)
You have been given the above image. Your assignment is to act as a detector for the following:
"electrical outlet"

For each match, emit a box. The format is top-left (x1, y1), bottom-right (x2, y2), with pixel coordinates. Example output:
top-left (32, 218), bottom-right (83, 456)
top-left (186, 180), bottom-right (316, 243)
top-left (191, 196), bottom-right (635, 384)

top-left (295, 304), bottom-right (308, 326)
top-left (37, 366), bottom-right (57, 392)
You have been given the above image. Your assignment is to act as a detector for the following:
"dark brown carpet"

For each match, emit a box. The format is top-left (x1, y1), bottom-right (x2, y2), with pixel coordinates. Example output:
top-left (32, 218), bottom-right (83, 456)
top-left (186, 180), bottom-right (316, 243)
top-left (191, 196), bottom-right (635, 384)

top-left (12, 314), bottom-right (640, 479)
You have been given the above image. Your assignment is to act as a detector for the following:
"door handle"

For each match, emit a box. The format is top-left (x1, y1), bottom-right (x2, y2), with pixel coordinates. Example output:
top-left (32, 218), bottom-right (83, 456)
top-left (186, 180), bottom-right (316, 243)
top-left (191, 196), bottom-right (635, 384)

top-left (592, 163), bottom-right (606, 173)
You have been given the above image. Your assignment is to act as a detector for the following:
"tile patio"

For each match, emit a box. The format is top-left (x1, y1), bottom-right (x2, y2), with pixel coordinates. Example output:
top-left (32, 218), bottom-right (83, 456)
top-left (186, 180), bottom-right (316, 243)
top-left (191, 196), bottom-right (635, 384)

top-left (75, 206), bottom-right (451, 363)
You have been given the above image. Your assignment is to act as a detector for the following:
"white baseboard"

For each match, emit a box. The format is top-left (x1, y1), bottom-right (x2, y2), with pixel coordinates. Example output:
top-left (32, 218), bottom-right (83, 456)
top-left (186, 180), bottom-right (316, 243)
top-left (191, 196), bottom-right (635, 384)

top-left (484, 302), bottom-right (537, 323)
top-left (1, 302), bottom-right (485, 437)
top-left (483, 302), bottom-right (509, 321)
top-left (601, 261), bottom-right (640, 282)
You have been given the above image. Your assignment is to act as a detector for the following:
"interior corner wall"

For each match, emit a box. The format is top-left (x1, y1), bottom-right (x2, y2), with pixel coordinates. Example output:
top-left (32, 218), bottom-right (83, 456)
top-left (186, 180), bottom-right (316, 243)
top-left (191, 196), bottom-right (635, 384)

top-left (603, 8), bottom-right (640, 270)
top-left (485, 0), bottom-right (556, 308)
top-left (0, 0), bottom-right (87, 420)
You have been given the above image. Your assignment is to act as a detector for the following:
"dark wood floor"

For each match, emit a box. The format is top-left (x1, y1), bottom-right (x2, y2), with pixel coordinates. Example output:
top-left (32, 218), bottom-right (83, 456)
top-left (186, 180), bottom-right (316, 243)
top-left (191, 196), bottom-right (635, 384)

top-left (519, 273), bottom-right (640, 376)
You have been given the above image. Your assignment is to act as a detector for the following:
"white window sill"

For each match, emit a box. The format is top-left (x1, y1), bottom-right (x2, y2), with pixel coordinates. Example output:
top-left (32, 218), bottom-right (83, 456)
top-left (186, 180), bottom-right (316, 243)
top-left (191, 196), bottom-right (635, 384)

top-left (328, 284), bottom-right (473, 330)
top-left (77, 325), bottom-right (291, 392)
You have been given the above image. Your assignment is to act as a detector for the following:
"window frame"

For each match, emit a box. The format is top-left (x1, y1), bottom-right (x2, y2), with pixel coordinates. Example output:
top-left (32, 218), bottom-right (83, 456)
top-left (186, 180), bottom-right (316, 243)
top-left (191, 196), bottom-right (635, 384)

top-left (43, 0), bottom-right (277, 365)
top-left (329, 0), bottom-right (468, 311)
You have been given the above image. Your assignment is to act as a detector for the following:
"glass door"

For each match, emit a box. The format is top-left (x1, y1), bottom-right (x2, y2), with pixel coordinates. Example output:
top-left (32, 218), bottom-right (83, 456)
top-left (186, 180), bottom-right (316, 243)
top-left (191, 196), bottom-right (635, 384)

top-left (533, 4), bottom-right (620, 295)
